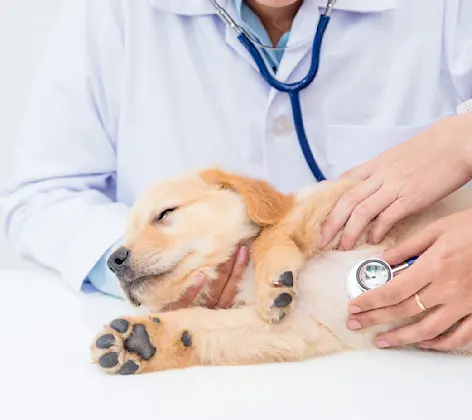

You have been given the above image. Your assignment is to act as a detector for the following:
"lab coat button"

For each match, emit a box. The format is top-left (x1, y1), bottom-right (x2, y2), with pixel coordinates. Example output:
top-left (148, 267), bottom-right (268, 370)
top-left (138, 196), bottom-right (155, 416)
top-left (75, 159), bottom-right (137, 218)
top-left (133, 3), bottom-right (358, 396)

top-left (272, 116), bottom-right (293, 136)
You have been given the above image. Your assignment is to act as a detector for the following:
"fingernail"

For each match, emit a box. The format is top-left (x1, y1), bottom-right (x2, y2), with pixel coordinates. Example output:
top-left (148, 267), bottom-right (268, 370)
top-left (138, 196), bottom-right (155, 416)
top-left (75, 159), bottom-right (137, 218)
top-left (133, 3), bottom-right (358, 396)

top-left (317, 234), bottom-right (324, 246)
top-left (375, 339), bottom-right (390, 349)
top-left (348, 305), bottom-right (362, 314)
top-left (418, 343), bottom-right (430, 350)
top-left (347, 320), bottom-right (361, 330)
top-left (195, 272), bottom-right (206, 286)
top-left (237, 246), bottom-right (249, 264)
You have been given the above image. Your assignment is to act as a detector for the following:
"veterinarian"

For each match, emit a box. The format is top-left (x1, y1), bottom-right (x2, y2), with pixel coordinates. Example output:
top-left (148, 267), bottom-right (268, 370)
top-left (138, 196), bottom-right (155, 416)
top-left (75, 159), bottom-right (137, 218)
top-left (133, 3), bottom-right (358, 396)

top-left (1, 0), bottom-right (472, 350)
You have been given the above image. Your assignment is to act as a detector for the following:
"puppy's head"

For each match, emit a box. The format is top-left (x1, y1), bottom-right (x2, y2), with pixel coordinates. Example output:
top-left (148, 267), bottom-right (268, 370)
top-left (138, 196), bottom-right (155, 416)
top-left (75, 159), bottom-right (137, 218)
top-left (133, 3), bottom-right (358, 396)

top-left (108, 169), bottom-right (293, 310)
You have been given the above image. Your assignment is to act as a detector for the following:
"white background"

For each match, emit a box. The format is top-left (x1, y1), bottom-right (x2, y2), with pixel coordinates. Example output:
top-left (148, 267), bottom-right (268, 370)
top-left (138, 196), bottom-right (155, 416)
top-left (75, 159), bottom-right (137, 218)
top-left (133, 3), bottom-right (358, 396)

top-left (1, 6), bottom-right (471, 418)
top-left (0, 0), bottom-right (64, 268)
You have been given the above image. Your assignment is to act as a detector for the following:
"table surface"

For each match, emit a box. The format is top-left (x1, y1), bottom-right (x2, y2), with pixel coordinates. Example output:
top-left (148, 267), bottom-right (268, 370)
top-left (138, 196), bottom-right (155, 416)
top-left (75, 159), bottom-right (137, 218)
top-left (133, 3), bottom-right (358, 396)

top-left (2, 268), bottom-right (471, 420)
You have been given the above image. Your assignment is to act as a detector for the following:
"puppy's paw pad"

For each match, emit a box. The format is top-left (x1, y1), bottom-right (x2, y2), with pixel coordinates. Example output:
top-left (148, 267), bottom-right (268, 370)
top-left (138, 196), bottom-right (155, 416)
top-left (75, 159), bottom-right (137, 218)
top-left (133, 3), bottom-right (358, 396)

top-left (256, 270), bottom-right (296, 323)
top-left (124, 324), bottom-right (156, 360)
top-left (274, 271), bottom-right (294, 288)
top-left (258, 288), bottom-right (295, 324)
top-left (110, 318), bottom-right (130, 334)
top-left (118, 360), bottom-right (140, 375)
top-left (181, 331), bottom-right (192, 347)
top-left (98, 352), bottom-right (119, 368)
top-left (95, 334), bottom-right (116, 349)
top-left (273, 292), bottom-right (293, 308)
top-left (91, 316), bottom-right (195, 375)
top-left (91, 318), bottom-right (155, 375)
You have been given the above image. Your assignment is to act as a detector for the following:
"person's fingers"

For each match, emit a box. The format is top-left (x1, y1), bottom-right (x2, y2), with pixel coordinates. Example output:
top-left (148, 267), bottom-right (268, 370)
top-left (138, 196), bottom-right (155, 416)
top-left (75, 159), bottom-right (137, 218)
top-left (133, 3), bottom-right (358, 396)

top-left (164, 273), bottom-right (206, 311)
top-left (348, 258), bottom-right (429, 313)
top-left (339, 188), bottom-right (396, 251)
top-left (382, 225), bottom-right (440, 266)
top-left (340, 163), bottom-right (375, 181)
top-left (347, 284), bottom-right (439, 329)
top-left (374, 306), bottom-right (464, 348)
top-left (319, 178), bottom-right (382, 247)
top-left (369, 197), bottom-right (422, 245)
top-left (216, 246), bottom-right (250, 309)
top-left (204, 248), bottom-right (240, 309)
top-left (419, 315), bottom-right (472, 352)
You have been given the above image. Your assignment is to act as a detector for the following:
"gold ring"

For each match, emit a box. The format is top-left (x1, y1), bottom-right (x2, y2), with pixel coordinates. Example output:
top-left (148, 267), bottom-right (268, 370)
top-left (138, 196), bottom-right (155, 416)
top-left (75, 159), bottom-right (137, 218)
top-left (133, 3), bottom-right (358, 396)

top-left (414, 293), bottom-right (426, 311)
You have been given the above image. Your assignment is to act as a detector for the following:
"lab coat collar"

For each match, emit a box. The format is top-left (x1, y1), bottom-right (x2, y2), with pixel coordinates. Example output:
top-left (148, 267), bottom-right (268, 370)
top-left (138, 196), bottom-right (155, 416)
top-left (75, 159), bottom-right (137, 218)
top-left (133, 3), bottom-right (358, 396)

top-left (149, 0), bottom-right (225, 15)
top-left (149, 0), bottom-right (397, 16)
top-left (316, 0), bottom-right (397, 13)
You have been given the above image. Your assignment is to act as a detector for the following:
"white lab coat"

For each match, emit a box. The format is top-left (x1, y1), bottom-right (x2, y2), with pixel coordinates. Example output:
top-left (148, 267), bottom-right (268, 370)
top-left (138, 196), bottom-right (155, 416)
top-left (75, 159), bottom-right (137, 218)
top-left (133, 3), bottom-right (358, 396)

top-left (1, 0), bottom-right (471, 290)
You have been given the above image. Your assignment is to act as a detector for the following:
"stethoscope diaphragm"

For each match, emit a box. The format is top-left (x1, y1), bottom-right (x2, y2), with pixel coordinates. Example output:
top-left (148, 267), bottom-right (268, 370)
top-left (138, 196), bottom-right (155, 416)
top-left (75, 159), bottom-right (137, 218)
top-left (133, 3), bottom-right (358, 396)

top-left (346, 256), bottom-right (419, 299)
top-left (346, 258), bottom-right (392, 299)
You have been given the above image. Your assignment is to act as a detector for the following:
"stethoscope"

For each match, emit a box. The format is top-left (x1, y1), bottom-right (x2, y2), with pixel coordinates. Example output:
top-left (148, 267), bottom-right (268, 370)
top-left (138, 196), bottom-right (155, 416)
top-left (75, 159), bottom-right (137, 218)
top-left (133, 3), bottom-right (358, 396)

top-left (346, 256), bottom-right (419, 299)
top-left (210, 0), bottom-right (337, 182)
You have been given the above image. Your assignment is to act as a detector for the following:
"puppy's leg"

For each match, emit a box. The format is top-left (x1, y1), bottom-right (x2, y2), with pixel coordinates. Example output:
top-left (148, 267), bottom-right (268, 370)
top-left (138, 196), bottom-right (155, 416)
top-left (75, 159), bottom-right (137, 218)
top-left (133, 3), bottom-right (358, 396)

top-left (251, 179), bottom-right (358, 323)
top-left (90, 307), bottom-right (340, 374)
top-left (251, 232), bottom-right (306, 323)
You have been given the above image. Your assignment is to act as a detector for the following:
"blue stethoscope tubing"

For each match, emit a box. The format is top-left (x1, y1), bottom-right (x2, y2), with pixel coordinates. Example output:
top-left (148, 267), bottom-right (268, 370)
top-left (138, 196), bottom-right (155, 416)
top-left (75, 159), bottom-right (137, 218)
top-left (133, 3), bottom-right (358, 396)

top-left (211, 0), bottom-right (335, 182)
top-left (237, 18), bottom-right (330, 182)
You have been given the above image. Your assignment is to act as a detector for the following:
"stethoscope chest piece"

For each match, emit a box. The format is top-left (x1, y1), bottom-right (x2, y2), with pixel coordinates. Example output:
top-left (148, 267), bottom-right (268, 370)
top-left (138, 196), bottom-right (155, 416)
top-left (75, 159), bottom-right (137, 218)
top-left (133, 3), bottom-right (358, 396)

top-left (346, 256), bottom-right (419, 299)
top-left (346, 258), bottom-right (393, 299)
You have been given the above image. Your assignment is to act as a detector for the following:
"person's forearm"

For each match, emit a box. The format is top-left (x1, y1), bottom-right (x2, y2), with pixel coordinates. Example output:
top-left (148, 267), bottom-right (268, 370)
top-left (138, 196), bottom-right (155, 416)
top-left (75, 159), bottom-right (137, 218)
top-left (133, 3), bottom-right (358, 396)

top-left (0, 0), bottom-right (128, 290)
top-left (451, 111), bottom-right (472, 175)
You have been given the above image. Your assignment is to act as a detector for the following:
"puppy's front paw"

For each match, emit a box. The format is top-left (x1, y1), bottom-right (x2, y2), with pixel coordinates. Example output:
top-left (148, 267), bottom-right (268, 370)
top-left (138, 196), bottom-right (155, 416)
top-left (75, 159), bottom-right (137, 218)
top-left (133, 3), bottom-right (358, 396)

top-left (90, 316), bottom-right (195, 375)
top-left (257, 271), bottom-right (295, 324)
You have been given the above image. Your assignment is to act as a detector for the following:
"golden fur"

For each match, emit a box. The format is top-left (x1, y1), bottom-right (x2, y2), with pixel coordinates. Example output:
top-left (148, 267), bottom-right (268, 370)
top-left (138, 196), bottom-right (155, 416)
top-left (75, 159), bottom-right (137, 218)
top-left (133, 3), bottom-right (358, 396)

top-left (91, 169), bottom-right (472, 375)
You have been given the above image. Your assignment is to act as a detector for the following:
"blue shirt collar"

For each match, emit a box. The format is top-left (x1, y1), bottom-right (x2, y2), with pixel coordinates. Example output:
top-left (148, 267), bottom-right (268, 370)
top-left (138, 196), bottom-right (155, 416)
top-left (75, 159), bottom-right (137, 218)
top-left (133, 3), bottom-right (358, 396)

top-left (233, 0), bottom-right (290, 68)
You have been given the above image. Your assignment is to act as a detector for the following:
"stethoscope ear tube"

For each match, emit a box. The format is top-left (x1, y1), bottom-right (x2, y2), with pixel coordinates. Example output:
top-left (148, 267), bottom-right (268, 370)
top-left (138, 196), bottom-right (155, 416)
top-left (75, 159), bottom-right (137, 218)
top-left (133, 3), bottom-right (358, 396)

top-left (209, 0), bottom-right (334, 182)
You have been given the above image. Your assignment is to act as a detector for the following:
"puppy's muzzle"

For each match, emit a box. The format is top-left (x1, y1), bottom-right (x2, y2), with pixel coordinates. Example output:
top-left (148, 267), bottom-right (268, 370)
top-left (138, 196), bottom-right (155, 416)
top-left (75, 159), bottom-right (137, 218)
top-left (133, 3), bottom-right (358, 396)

top-left (107, 246), bottom-right (132, 279)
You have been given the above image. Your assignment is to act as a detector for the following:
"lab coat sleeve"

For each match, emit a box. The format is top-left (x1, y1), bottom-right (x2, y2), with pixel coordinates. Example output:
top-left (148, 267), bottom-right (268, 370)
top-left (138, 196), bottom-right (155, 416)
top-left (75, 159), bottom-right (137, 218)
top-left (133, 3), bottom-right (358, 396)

top-left (0, 0), bottom-right (128, 291)
top-left (87, 240), bottom-right (124, 298)
top-left (444, 0), bottom-right (472, 102)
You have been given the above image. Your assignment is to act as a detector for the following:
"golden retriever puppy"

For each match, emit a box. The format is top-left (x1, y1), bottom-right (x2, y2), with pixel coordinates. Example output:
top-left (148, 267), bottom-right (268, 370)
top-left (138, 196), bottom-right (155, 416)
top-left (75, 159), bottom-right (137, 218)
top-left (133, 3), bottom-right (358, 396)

top-left (91, 169), bottom-right (472, 375)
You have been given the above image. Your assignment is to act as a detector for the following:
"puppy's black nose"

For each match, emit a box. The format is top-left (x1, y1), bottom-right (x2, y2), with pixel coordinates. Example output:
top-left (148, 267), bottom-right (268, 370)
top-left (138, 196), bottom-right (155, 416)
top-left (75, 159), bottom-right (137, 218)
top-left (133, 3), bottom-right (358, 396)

top-left (107, 247), bottom-right (131, 277)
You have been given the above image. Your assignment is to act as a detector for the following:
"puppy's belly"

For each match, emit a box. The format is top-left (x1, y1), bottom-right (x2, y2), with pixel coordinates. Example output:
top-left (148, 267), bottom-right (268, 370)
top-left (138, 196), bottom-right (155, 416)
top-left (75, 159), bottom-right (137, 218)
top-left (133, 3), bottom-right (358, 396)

top-left (296, 248), bottom-right (396, 350)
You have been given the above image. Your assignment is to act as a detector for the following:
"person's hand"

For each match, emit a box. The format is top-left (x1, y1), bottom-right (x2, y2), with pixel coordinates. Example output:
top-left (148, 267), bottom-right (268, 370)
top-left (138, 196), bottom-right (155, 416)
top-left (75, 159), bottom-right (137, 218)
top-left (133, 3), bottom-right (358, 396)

top-left (163, 246), bottom-right (250, 311)
top-left (319, 114), bottom-right (472, 251)
top-left (346, 209), bottom-right (472, 352)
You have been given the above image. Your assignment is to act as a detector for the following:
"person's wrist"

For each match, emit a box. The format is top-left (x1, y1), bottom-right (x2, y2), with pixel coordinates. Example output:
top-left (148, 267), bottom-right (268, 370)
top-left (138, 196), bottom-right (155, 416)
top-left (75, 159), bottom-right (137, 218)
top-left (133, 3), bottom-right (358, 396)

top-left (453, 112), bottom-right (472, 176)
top-left (437, 113), bottom-right (472, 179)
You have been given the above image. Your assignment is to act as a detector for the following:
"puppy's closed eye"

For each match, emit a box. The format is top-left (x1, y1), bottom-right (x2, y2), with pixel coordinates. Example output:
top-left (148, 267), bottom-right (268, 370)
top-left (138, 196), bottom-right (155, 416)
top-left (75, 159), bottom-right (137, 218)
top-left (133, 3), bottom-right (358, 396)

top-left (154, 208), bottom-right (177, 224)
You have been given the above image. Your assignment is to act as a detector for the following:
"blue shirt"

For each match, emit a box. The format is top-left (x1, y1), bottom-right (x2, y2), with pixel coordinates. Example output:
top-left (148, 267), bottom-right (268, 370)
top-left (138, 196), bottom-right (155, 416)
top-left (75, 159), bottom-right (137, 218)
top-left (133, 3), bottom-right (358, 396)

top-left (85, 0), bottom-right (291, 297)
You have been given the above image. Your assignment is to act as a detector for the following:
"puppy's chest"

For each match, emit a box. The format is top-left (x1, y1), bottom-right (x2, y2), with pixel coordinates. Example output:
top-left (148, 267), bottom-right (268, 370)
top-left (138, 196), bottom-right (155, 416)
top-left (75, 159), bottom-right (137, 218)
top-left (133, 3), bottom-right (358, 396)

top-left (297, 248), bottom-right (393, 348)
top-left (235, 249), bottom-right (390, 349)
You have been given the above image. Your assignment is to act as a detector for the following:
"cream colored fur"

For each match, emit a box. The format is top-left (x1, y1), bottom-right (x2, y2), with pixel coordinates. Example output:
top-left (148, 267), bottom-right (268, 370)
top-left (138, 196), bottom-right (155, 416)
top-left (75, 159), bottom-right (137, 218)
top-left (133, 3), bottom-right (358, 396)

top-left (91, 170), bottom-right (472, 375)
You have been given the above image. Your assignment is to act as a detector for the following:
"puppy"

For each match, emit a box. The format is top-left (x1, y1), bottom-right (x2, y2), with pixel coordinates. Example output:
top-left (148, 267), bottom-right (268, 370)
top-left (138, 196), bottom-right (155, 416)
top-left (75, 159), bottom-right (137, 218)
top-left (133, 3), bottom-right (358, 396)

top-left (91, 169), bottom-right (472, 375)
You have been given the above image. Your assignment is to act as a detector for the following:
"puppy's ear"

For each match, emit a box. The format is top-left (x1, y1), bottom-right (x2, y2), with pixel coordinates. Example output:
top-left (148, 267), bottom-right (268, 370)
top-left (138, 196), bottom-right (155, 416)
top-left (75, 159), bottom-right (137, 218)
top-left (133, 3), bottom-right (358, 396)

top-left (199, 168), bottom-right (293, 226)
